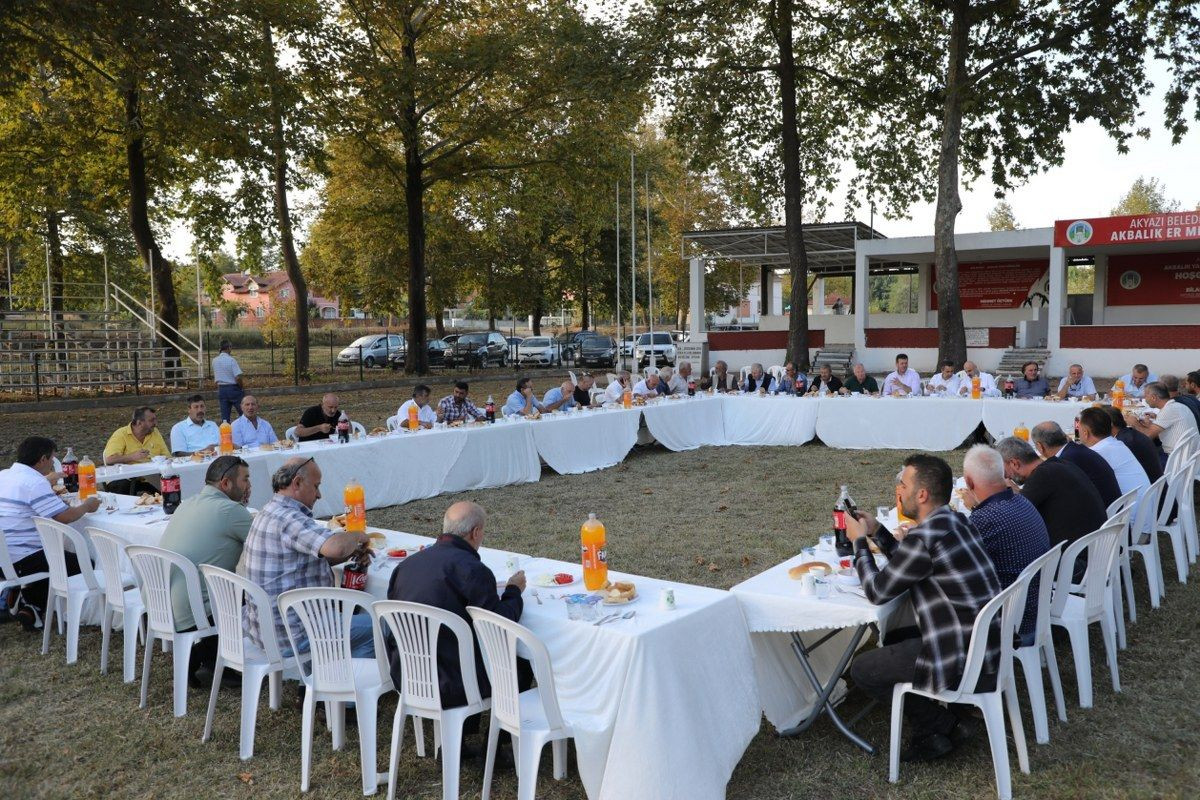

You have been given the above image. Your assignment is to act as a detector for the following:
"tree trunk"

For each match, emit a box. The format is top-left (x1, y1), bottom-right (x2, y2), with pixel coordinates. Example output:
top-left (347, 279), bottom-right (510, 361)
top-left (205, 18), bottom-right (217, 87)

top-left (401, 22), bottom-right (428, 374)
top-left (933, 2), bottom-right (970, 368)
top-left (434, 303), bottom-right (445, 338)
top-left (580, 245), bottom-right (591, 330)
top-left (532, 298), bottom-right (543, 336)
top-left (776, 0), bottom-right (811, 371)
top-left (124, 84), bottom-right (180, 361)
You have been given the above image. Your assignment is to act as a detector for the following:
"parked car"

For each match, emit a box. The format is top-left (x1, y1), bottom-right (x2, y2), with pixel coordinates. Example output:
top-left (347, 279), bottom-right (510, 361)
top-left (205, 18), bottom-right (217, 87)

top-left (578, 335), bottom-right (617, 368)
top-left (671, 330), bottom-right (690, 343)
top-left (441, 333), bottom-right (461, 347)
top-left (505, 336), bottom-right (523, 361)
top-left (516, 336), bottom-right (563, 367)
top-left (336, 333), bottom-right (406, 368)
top-left (445, 331), bottom-right (509, 368)
top-left (634, 331), bottom-right (677, 367)
top-left (619, 334), bottom-right (638, 358)
top-left (388, 338), bottom-right (449, 369)
top-left (555, 331), bottom-right (597, 363)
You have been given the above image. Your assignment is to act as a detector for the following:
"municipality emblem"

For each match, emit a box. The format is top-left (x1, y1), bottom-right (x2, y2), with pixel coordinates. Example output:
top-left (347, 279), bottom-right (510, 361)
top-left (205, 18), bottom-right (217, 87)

top-left (1066, 220), bottom-right (1093, 245)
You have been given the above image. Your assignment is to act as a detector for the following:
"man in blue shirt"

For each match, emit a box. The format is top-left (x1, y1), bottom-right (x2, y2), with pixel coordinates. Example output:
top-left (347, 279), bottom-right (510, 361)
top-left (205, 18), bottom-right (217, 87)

top-left (170, 395), bottom-right (221, 455)
top-left (541, 379), bottom-right (576, 412)
top-left (502, 377), bottom-right (544, 417)
top-left (1116, 363), bottom-right (1156, 399)
top-left (1055, 364), bottom-right (1096, 400)
top-left (1013, 361), bottom-right (1049, 398)
top-left (959, 445), bottom-right (1051, 646)
top-left (230, 395), bottom-right (278, 447)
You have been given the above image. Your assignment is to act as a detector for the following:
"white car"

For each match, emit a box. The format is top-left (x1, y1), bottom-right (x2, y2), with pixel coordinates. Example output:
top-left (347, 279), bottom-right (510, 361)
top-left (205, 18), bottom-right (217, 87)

top-left (634, 332), bottom-right (677, 367)
top-left (619, 334), bottom-right (638, 357)
top-left (516, 336), bottom-right (563, 367)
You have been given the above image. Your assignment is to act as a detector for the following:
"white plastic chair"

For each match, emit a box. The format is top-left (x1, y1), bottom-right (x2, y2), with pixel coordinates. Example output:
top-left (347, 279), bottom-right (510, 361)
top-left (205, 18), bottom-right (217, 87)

top-left (1178, 451), bottom-right (1200, 564)
top-left (33, 517), bottom-right (117, 665)
top-left (567, 370), bottom-right (577, 385)
top-left (739, 365), bottom-right (752, 384)
top-left (468, 606), bottom-right (574, 800)
top-left (1103, 489), bottom-right (1139, 650)
top-left (1049, 519), bottom-right (1125, 709)
top-left (278, 587), bottom-right (392, 795)
top-left (605, 372), bottom-right (618, 386)
top-left (87, 528), bottom-right (146, 683)
top-left (767, 364), bottom-right (785, 382)
top-left (126, 545), bottom-right (218, 717)
top-left (200, 565), bottom-right (303, 760)
top-left (1125, 473), bottom-right (1168, 613)
top-left (351, 421), bottom-right (367, 437)
top-left (1011, 542), bottom-right (1066, 745)
top-left (285, 426), bottom-right (299, 442)
top-left (1156, 452), bottom-right (1199, 584)
top-left (385, 415), bottom-right (400, 432)
top-left (1166, 431), bottom-right (1197, 472)
top-left (374, 600), bottom-right (491, 800)
top-left (0, 527), bottom-right (48, 616)
top-left (888, 580), bottom-right (1029, 800)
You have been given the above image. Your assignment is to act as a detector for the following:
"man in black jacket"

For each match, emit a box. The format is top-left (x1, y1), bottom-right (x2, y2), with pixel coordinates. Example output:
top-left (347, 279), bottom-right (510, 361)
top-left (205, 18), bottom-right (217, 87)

top-left (1030, 421), bottom-right (1121, 508)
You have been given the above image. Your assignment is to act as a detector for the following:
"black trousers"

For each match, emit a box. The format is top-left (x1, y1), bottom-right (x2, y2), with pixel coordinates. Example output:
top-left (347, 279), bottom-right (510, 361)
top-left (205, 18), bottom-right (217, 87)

top-left (12, 549), bottom-right (80, 614)
top-left (850, 630), bottom-right (958, 739)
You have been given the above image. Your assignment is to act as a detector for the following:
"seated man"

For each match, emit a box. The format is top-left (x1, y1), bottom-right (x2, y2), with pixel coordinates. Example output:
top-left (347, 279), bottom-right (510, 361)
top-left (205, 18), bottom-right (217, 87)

top-left (994, 437), bottom-right (1106, 549)
top-left (502, 377), bottom-right (545, 417)
top-left (573, 372), bottom-right (598, 406)
top-left (670, 362), bottom-right (693, 395)
top-left (1079, 407), bottom-right (1150, 499)
top-left (807, 363), bottom-right (843, 395)
top-left (1117, 363), bottom-right (1157, 399)
top-left (387, 502), bottom-right (528, 741)
top-left (958, 445), bottom-right (1051, 647)
top-left (926, 361), bottom-right (960, 395)
top-left (1055, 363), bottom-right (1096, 400)
top-left (239, 457), bottom-right (373, 656)
top-left (398, 385), bottom-right (437, 429)
top-left (883, 353), bottom-right (922, 396)
top-left (1105, 406), bottom-right (1162, 483)
top-left (294, 393), bottom-right (342, 442)
top-left (701, 360), bottom-right (734, 393)
top-left (741, 363), bottom-right (774, 393)
top-left (103, 406), bottom-right (171, 465)
top-left (1161, 374), bottom-right (1200, 430)
top-left (1126, 381), bottom-right (1199, 466)
top-left (0, 437), bottom-right (102, 630)
top-left (845, 454), bottom-right (1001, 762)
top-left (438, 381), bottom-right (488, 423)
top-left (842, 362), bottom-right (879, 395)
top-left (1030, 421), bottom-right (1121, 509)
top-left (774, 362), bottom-right (807, 395)
top-left (603, 371), bottom-right (631, 403)
top-left (657, 366), bottom-right (676, 395)
top-left (1013, 361), bottom-right (1049, 399)
top-left (159, 455), bottom-right (252, 681)
top-left (170, 395), bottom-right (220, 455)
top-left (231, 395), bottom-right (278, 447)
top-left (541, 379), bottom-right (577, 412)
top-left (631, 372), bottom-right (660, 398)
top-left (956, 361), bottom-right (1000, 397)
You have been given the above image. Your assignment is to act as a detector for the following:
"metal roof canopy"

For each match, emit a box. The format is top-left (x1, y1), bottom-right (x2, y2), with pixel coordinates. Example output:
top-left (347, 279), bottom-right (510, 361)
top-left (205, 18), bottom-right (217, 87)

top-left (682, 221), bottom-right (917, 276)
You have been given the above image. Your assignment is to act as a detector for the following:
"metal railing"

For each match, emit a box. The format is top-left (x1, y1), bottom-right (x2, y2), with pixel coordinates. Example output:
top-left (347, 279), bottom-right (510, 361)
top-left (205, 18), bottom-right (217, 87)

top-left (108, 283), bottom-right (202, 372)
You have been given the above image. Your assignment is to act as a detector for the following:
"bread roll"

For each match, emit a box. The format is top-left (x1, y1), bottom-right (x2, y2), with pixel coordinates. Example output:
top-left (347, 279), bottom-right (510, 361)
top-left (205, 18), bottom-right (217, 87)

top-left (788, 561), bottom-right (832, 580)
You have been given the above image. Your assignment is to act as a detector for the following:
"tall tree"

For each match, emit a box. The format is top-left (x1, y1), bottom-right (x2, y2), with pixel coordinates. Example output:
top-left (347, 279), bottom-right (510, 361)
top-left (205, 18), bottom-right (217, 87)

top-left (987, 201), bottom-right (1019, 231)
top-left (1110, 176), bottom-right (1180, 215)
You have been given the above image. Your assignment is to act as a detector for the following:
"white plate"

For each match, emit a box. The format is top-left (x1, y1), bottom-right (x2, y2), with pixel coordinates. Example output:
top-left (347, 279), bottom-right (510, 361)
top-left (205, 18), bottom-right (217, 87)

top-left (534, 573), bottom-right (579, 588)
top-left (601, 591), bottom-right (638, 606)
top-left (834, 568), bottom-right (860, 586)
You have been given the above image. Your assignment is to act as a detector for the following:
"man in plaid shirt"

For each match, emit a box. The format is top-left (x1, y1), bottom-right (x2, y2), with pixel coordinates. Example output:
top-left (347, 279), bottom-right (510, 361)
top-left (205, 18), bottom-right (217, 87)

top-left (845, 453), bottom-right (1001, 763)
top-left (239, 457), bottom-right (373, 656)
top-left (437, 380), bottom-right (487, 423)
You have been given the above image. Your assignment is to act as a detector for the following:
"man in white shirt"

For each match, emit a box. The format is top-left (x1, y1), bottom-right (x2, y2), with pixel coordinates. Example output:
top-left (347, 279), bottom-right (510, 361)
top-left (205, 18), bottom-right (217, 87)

top-left (211, 340), bottom-right (245, 423)
top-left (1126, 382), bottom-right (1199, 466)
top-left (883, 353), bottom-right (922, 396)
top-left (1055, 364), bottom-right (1096, 400)
top-left (1078, 407), bottom-right (1150, 499)
top-left (956, 361), bottom-right (1000, 397)
top-left (604, 370), bottom-right (631, 403)
top-left (1116, 363), bottom-right (1156, 399)
top-left (926, 361), bottom-right (960, 395)
top-left (231, 395), bottom-right (279, 447)
top-left (397, 385), bottom-right (437, 429)
top-left (671, 362), bottom-right (693, 394)
top-left (632, 372), bottom-right (660, 397)
top-left (170, 395), bottom-right (221, 455)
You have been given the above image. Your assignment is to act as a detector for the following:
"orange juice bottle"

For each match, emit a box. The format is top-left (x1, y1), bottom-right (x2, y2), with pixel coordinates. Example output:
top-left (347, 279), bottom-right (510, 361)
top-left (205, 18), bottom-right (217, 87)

top-left (970, 375), bottom-right (981, 399)
top-left (581, 513), bottom-right (607, 590)
top-left (407, 403), bottom-right (420, 431)
top-left (343, 478), bottom-right (366, 533)
top-left (78, 455), bottom-right (97, 500)
top-left (622, 388), bottom-right (632, 409)
top-left (1111, 379), bottom-right (1125, 410)
top-left (1013, 421), bottom-right (1030, 442)
top-left (219, 420), bottom-right (234, 454)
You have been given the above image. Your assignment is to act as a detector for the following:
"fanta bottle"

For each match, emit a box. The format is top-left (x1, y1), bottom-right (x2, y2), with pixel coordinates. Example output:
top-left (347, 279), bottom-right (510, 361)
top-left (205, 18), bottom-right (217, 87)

top-left (344, 478), bottom-right (366, 532)
top-left (581, 513), bottom-right (607, 590)
top-left (77, 455), bottom-right (97, 500)
top-left (219, 420), bottom-right (234, 454)
top-left (622, 388), bottom-right (632, 409)
top-left (407, 403), bottom-right (420, 431)
top-left (1112, 379), bottom-right (1125, 410)
top-left (970, 375), bottom-right (981, 399)
top-left (1013, 421), bottom-right (1030, 442)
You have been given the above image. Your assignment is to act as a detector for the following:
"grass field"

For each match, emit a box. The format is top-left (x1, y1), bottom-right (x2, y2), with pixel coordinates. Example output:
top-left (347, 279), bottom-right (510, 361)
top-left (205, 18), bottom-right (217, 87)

top-left (2, 386), bottom-right (1198, 799)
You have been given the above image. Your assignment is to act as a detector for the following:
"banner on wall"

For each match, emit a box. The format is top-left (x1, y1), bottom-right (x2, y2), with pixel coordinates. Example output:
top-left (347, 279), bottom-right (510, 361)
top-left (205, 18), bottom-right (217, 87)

top-left (1055, 212), bottom-right (1200, 248)
top-left (931, 260), bottom-right (1048, 310)
top-left (1106, 251), bottom-right (1200, 305)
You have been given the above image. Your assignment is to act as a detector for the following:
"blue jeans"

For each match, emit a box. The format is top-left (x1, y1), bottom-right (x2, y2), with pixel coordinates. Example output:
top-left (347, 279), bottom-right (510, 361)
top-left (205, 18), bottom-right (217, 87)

top-left (218, 384), bottom-right (245, 423)
top-left (283, 612), bottom-right (377, 659)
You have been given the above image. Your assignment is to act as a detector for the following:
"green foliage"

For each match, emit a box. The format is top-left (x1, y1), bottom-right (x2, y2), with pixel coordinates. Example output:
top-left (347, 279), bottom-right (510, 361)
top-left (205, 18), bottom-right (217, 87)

top-left (1111, 176), bottom-right (1180, 215)
top-left (987, 201), bottom-right (1020, 231)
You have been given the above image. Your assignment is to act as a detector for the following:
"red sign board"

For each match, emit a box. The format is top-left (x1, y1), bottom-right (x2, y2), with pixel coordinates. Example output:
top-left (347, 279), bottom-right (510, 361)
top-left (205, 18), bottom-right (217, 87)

top-left (1055, 212), bottom-right (1200, 248)
top-left (1106, 251), bottom-right (1200, 305)
top-left (931, 260), bottom-right (1048, 310)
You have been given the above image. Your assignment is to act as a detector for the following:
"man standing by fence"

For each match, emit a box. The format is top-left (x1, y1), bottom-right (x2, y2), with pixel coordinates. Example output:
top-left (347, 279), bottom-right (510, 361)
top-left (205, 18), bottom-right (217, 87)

top-left (211, 340), bottom-right (245, 423)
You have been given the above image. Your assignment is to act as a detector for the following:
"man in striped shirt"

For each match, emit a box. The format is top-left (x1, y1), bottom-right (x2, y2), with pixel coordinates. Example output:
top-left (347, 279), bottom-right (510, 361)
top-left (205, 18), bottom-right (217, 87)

top-left (0, 437), bottom-right (101, 629)
top-left (845, 453), bottom-right (1001, 763)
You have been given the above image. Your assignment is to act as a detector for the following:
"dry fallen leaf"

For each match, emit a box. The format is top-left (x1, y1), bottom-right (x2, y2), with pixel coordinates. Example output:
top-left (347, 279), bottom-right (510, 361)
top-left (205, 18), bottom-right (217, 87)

top-left (642, 488), bottom-right (654, 495)
top-left (694, 556), bottom-right (706, 565)
top-left (740, 555), bottom-right (753, 567)
top-left (716, 504), bottom-right (729, 512)
top-left (237, 772), bottom-right (254, 785)
top-left (707, 562), bottom-right (720, 572)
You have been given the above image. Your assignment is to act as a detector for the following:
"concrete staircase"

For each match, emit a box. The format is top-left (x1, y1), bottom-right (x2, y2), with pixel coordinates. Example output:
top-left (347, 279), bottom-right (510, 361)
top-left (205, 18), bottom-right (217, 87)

top-left (996, 347), bottom-right (1051, 377)
top-left (813, 343), bottom-right (854, 376)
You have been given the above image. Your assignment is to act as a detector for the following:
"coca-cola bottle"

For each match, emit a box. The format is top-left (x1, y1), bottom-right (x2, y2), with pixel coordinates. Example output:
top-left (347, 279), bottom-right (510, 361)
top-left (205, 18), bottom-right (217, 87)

top-left (61, 447), bottom-right (79, 493)
top-left (833, 484), bottom-right (855, 558)
top-left (341, 547), bottom-right (370, 591)
top-left (336, 411), bottom-right (350, 443)
top-left (485, 395), bottom-right (496, 423)
top-left (687, 378), bottom-right (695, 397)
top-left (162, 466), bottom-right (182, 515)
top-left (1073, 414), bottom-right (1081, 443)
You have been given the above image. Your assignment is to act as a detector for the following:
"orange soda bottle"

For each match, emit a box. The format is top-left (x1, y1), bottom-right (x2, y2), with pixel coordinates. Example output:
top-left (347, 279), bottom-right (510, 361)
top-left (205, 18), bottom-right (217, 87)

top-left (407, 403), bottom-right (420, 430)
top-left (581, 513), bottom-right (607, 590)
top-left (343, 478), bottom-right (366, 532)
top-left (1013, 421), bottom-right (1030, 442)
top-left (970, 375), bottom-right (981, 399)
top-left (219, 420), bottom-right (234, 454)
top-left (1112, 379), bottom-right (1125, 410)
top-left (77, 455), bottom-right (97, 500)
top-left (622, 388), bottom-right (632, 409)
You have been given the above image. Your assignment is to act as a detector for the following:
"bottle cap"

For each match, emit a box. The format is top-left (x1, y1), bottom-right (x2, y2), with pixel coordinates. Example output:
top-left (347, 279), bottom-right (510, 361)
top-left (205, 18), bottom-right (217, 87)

top-left (588, 512), bottom-right (596, 520)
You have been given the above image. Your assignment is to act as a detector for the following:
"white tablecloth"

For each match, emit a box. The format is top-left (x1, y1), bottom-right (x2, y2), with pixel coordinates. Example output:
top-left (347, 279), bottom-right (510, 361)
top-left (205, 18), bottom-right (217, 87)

top-left (814, 395), bottom-right (982, 451)
top-left (640, 395), bottom-right (727, 451)
top-left (721, 395), bottom-right (819, 446)
top-left (529, 407), bottom-right (642, 474)
top-left (441, 419), bottom-right (541, 493)
top-left (980, 397), bottom-right (1087, 441)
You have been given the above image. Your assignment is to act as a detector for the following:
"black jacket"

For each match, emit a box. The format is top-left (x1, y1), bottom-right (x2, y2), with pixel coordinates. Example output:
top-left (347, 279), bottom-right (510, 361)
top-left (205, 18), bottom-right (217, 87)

top-left (1056, 442), bottom-right (1121, 509)
top-left (386, 535), bottom-right (523, 708)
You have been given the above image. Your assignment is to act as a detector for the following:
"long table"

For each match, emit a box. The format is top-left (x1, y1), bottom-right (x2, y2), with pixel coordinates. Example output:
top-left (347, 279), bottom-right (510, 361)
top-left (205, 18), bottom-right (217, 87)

top-left (90, 394), bottom-right (1092, 515)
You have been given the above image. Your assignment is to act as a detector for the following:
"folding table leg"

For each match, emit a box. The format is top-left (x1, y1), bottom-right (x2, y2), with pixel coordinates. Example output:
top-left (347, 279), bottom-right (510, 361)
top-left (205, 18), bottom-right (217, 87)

top-left (778, 624), bottom-right (876, 753)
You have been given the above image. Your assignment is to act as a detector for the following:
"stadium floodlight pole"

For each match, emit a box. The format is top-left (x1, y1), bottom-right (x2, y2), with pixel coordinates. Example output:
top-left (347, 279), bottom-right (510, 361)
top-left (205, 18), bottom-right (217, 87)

top-left (630, 151), bottom-right (636, 351)
top-left (196, 259), bottom-right (204, 380)
top-left (6, 245), bottom-right (12, 306)
top-left (149, 248), bottom-right (156, 331)
top-left (44, 240), bottom-right (51, 313)
top-left (103, 250), bottom-right (109, 311)
top-left (616, 182), bottom-right (621, 349)
top-left (646, 170), bottom-right (655, 371)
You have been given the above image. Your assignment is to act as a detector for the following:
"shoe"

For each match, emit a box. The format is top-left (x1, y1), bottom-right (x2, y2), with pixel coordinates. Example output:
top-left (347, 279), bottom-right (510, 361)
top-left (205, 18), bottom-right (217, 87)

top-left (13, 606), bottom-right (40, 633)
top-left (900, 732), bottom-right (955, 763)
top-left (948, 716), bottom-right (977, 746)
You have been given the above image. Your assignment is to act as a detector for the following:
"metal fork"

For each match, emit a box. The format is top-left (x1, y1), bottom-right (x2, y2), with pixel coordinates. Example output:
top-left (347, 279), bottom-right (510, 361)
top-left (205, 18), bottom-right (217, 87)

top-left (531, 589), bottom-right (543, 605)
top-left (593, 612), bottom-right (619, 626)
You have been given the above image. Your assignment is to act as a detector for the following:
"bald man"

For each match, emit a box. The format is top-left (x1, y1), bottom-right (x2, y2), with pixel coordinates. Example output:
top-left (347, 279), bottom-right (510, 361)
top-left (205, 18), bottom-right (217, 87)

top-left (295, 393), bottom-right (342, 442)
top-left (230, 395), bottom-right (278, 447)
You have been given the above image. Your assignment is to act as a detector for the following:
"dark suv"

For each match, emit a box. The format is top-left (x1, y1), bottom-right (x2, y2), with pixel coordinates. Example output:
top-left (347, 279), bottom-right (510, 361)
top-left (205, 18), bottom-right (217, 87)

top-left (578, 335), bottom-right (617, 368)
top-left (445, 331), bottom-right (509, 368)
